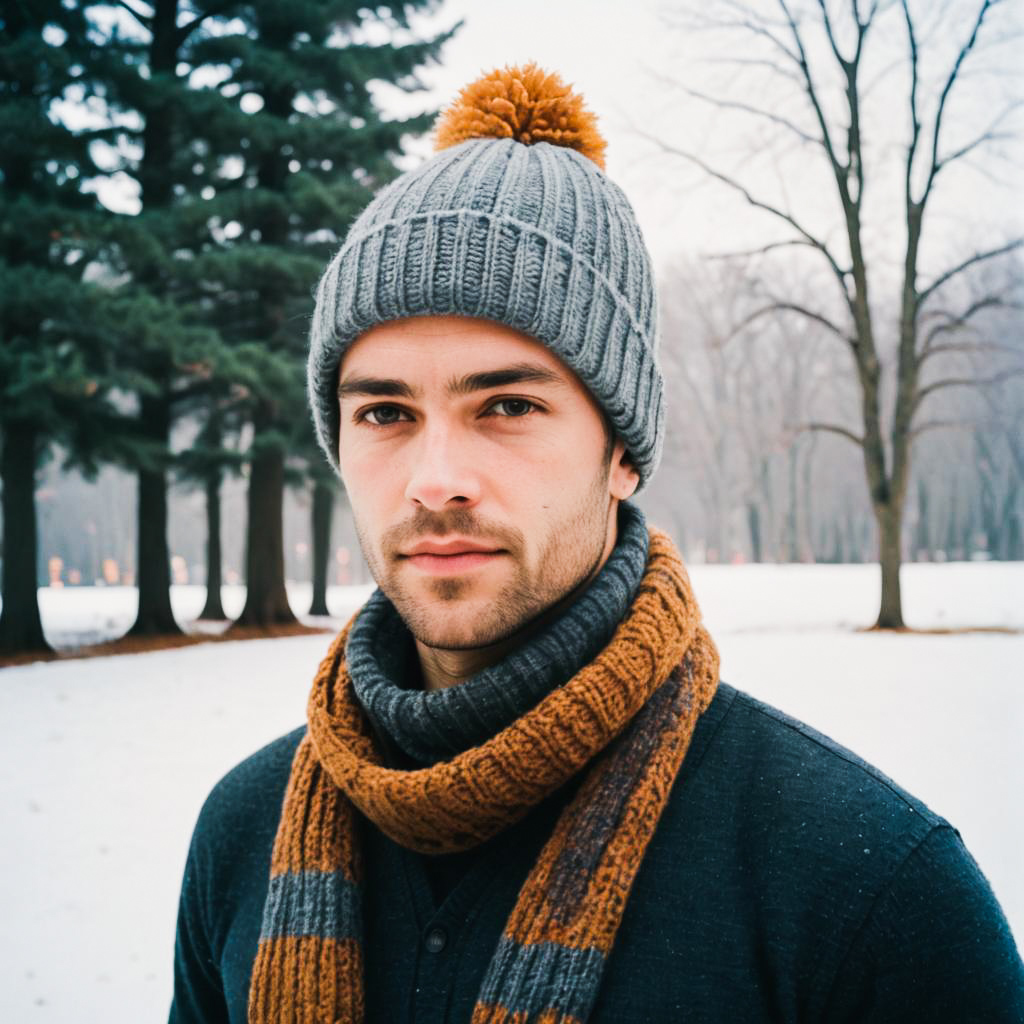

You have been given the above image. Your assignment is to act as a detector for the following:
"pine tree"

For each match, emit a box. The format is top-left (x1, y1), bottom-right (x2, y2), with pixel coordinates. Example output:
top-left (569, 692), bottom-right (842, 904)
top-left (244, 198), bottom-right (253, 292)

top-left (92, 0), bottom-right (244, 636)
top-left (0, 0), bottom-right (116, 655)
top-left (182, 0), bottom-right (459, 628)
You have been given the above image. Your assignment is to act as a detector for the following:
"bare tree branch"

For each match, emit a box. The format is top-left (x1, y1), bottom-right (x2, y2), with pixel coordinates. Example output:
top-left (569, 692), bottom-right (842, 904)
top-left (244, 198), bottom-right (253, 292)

top-left (844, 10), bottom-right (873, 206)
top-left (793, 421), bottom-right (865, 446)
top-left (698, 4), bottom-right (803, 68)
top-left (900, 0), bottom-right (922, 216)
top-left (704, 239), bottom-right (822, 261)
top-left (921, 295), bottom-right (1022, 350)
top-left (777, 0), bottom-right (847, 178)
top-left (920, 0), bottom-right (998, 205)
top-left (913, 367), bottom-right (1024, 415)
top-left (935, 100), bottom-right (1023, 172)
top-left (919, 239), bottom-right (1024, 304)
top-left (691, 55), bottom-right (804, 90)
top-left (909, 418), bottom-right (981, 441)
top-left (919, 339), bottom-right (1023, 365)
top-left (815, 0), bottom-right (849, 70)
top-left (635, 130), bottom-right (852, 295)
top-left (645, 71), bottom-right (821, 147)
top-left (919, 294), bottom-right (1008, 326)
top-left (733, 301), bottom-right (853, 346)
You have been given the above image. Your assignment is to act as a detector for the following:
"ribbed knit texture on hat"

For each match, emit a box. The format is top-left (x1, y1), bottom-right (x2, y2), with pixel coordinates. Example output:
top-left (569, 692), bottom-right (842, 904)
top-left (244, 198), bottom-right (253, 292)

top-left (346, 502), bottom-right (650, 765)
top-left (307, 136), bottom-right (665, 487)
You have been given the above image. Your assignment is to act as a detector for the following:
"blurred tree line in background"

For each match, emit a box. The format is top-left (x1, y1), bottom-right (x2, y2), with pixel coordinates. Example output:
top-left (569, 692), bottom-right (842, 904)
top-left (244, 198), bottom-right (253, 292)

top-left (1, 0), bottom-right (1022, 657)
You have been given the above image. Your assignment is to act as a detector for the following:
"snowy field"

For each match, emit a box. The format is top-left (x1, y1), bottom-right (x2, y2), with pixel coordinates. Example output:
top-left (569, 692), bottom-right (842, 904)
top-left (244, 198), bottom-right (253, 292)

top-left (1, 562), bottom-right (1022, 1022)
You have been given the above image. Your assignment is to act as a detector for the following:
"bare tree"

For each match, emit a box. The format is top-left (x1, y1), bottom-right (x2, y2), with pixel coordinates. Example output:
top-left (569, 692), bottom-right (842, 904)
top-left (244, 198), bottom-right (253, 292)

top-left (645, 0), bottom-right (1023, 626)
top-left (654, 256), bottom-right (857, 563)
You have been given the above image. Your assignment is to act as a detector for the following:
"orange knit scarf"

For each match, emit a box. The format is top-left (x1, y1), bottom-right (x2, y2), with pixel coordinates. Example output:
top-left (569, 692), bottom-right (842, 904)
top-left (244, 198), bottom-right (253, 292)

top-left (249, 527), bottom-right (719, 1023)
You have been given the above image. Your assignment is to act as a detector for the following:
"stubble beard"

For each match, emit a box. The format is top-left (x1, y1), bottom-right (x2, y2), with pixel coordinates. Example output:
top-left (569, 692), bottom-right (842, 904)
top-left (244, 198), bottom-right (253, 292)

top-left (354, 466), bottom-right (613, 651)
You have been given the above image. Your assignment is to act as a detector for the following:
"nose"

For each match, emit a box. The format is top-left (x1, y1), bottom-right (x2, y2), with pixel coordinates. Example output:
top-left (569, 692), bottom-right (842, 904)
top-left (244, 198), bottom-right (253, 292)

top-left (403, 422), bottom-right (481, 511)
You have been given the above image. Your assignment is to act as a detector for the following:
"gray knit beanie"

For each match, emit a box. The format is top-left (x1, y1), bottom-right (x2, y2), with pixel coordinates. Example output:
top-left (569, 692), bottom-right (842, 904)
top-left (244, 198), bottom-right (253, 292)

top-left (307, 63), bottom-right (664, 487)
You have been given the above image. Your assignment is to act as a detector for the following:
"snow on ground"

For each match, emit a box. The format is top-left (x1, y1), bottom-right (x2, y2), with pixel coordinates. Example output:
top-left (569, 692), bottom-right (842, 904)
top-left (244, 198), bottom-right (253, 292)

top-left (29, 581), bottom-right (377, 650)
top-left (1, 563), bottom-right (1022, 1022)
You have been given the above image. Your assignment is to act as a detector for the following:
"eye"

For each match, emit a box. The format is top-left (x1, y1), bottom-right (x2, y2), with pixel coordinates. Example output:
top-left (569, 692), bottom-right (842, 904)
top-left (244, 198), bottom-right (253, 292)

top-left (360, 405), bottom-right (409, 426)
top-left (488, 398), bottom-right (537, 418)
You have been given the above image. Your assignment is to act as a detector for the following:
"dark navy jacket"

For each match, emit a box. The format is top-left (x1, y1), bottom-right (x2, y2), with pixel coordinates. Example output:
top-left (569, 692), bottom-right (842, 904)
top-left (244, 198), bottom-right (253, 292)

top-left (170, 683), bottom-right (1024, 1022)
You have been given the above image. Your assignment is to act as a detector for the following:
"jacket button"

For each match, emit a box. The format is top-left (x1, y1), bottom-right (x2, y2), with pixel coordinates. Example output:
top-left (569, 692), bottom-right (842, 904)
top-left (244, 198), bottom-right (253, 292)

top-left (424, 927), bottom-right (447, 953)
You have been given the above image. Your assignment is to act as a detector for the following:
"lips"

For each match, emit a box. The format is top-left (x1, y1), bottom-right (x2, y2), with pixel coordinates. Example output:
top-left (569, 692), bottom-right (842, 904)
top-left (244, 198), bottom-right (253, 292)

top-left (400, 537), bottom-right (505, 574)
top-left (403, 538), bottom-right (501, 557)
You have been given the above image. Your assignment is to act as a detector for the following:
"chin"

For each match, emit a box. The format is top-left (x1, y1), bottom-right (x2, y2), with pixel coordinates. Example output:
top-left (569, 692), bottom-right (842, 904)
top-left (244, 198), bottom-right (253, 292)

top-left (401, 606), bottom-right (524, 652)
top-left (387, 584), bottom-right (540, 652)
top-left (377, 551), bottom-right (593, 654)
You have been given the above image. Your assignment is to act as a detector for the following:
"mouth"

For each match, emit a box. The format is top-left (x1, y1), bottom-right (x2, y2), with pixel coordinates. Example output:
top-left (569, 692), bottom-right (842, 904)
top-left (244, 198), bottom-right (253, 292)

top-left (399, 538), bottom-right (506, 575)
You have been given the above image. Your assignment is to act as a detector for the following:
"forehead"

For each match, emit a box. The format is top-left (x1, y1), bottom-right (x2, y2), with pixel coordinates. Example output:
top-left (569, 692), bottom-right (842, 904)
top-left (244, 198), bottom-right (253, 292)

top-left (339, 315), bottom-right (575, 383)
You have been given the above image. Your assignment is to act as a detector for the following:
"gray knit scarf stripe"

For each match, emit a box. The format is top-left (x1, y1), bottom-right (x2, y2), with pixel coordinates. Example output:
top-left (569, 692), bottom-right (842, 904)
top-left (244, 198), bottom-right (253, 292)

top-left (345, 502), bottom-right (650, 765)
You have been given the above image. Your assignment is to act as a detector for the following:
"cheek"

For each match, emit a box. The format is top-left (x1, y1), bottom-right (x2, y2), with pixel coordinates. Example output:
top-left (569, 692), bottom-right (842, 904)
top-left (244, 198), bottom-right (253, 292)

top-left (493, 446), bottom-right (601, 521)
top-left (512, 427), bottom-right (604, 484)
top-left (487, 444), bottom-right (563, 497)
top-left (339, 444), bottom-right (401, 514)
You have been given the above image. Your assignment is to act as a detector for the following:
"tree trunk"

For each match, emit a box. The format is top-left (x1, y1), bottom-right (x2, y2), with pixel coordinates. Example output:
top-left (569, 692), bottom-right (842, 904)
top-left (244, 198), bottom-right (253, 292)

top-left (0, 420), bottom-right (51, 654)
top-left (746, 501), bottom-right (762, 563)
top-left (913, 477), bottom-right (930, 561)
top-left (309, 478), bottom-right (333, 616)
top-left (995, 474), bottom-right (1018, 561)
top-left (843, 506), bottom-right (856, 563)
top-left (801, 433), bottom-right (818, 562)
top-left (226, 58), bottom-right (298, 631)
top-left (1006, 505), bottom-right (1023, 562)
top-left (233, 431), bottom-right (295, 627)
top-left (128, 394), bottom-right (180, 636)
top-left (199, 469), bottom-right (226, 619)
top-left (944, 483), bottom-right (960, 559)
top-left (139, 0), bottom-right (179, 210)
top-left (962, 502), bottom-right (977, 560)
top-left (786, 441), bottom-right (799, 562)
top-left (874, 500), bottom-right (905, 629)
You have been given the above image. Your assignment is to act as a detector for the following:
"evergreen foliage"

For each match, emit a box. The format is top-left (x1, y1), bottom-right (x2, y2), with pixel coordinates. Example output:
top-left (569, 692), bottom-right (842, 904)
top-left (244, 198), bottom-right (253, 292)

top-left (1, 0), bottom-right (458, 652)
top-left (178, 0), bottom-right (458, 628)
top-left (0, 0), bottom-right (118, 654)
top-left (90, 0), bottom-right (246, 636)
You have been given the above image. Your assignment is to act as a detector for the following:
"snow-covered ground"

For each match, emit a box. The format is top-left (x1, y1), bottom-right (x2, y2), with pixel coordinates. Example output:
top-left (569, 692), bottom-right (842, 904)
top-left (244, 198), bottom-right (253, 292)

top-left (1, 562), bottom-right (1022, 1022)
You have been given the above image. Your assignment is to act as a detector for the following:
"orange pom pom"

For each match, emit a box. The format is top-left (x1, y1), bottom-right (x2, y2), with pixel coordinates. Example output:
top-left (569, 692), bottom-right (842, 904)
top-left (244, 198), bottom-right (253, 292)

top-left (434, 62), bottom-right (607, 170)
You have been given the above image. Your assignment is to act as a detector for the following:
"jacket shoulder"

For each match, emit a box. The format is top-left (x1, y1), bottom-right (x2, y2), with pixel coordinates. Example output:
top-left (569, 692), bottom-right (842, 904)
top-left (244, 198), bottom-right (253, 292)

top-left (185, 724), bottom-right (307, 922)
top-left (723, 684), bottom-right (943, 825)
top-left (667, 686), bottom-right (968, 986)
top-left (692, 684), bottom-right (937, 827)
top-left (192, 725), bottom-right (307, 851)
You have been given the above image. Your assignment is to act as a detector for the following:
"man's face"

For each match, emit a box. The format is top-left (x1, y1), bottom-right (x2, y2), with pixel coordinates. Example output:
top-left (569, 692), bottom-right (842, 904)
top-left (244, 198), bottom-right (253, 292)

top-left (337, 315), bottom-right (639, 651)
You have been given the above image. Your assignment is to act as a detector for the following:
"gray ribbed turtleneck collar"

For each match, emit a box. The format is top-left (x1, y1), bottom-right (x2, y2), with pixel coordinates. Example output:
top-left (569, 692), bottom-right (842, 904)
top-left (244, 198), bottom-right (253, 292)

top-left (345, 502), bottom-right (650, 766)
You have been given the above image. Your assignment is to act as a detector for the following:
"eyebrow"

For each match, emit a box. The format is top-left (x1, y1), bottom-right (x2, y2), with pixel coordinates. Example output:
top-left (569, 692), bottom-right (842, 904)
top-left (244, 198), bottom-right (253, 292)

top-left (337, 362), bottom-right (567, 400)
top-left (337, 375), bottom-right (415, 399)
top-left (448, 363), bottom-right (566, 395)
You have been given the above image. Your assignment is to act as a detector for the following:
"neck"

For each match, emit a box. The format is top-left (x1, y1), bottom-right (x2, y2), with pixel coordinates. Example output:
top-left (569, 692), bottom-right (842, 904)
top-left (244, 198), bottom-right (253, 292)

top-left (416, 501), bottom-right (621, 691)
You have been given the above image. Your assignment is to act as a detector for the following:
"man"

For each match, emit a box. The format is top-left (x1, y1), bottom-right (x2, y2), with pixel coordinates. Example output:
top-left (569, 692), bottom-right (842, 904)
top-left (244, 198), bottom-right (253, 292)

top-left (170, 64), bottom-right (1023, 1023)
